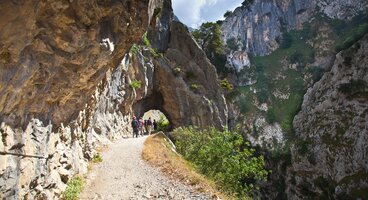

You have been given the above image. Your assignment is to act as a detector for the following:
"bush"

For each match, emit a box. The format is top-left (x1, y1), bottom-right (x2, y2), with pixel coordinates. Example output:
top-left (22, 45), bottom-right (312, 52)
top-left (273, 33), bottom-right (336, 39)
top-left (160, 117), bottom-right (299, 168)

top-left (226, 37), bottom-right (238, 51)
top-left (172, 126), bottom-right (268, 197)
top-left (130, 44), bottom-right (140, 55)
top-left (92, 153), bottom-right (103, 163)
top-left (220, 79), bottom-right (234, 91)
top-left (157, 114), bottom-right (170, 131)
top-left (224, 10), bottom-right (233, 18)
top-left (173, 67), bottom-right (181, 76)
top-left (129, 80), bottom-right (142, 89)
top-left (142, 32), bottom-right (151, 46)
top-left (63, 176), bottom-right (84, 200)
top-left (190, 83), bottom-right (200, 91)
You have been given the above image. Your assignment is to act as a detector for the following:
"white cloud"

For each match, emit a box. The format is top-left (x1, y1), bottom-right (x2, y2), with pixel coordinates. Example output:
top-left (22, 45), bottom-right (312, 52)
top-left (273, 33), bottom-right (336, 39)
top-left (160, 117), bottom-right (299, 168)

top-left (172, 0), bottom-right (243, 28)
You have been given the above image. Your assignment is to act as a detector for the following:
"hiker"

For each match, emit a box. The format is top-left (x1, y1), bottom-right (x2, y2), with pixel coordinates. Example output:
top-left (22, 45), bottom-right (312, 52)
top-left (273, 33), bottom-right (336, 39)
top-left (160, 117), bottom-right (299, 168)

top-left (131, 116), bottom-right (139, 138)
top-left (144, 119), bottom-right (148, 135)
top-left (139, 117), bottom-right (145, 136)
top-left (153, 119), bottom-right (158, 131)
top-left (146, 117), bottom-right (153, 135)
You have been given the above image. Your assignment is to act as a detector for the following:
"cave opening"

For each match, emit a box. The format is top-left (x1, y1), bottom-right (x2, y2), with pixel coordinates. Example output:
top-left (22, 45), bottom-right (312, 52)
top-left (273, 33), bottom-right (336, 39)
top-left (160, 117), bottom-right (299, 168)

top-left (142, 110), bottom-right (170, 132)
top-left (132, 90), bottom-right (173, 131)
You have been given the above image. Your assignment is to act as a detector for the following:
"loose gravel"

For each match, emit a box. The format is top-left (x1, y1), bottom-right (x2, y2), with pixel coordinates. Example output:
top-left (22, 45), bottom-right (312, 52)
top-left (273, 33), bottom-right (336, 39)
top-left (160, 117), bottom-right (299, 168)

top-left (80, 136), bottom-right (211, 200)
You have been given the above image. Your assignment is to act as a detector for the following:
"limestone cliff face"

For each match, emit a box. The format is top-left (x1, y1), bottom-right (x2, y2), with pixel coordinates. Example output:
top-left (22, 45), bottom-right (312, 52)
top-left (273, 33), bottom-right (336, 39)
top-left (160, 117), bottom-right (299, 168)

top-left (0, 0), bottom-right (228, 199)
top-left (288, 34), bottom-right (368, 198)
top-left (221, 0), bottom-right (368, 71)
top-left (0, 0), bottom-right (157, 129)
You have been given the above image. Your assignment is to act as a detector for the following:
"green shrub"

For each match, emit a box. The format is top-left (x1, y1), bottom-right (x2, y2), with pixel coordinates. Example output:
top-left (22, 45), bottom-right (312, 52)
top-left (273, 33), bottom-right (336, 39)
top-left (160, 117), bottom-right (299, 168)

top-left (226, 37), bottom-right (238, 51)
top-left (223, 10), bottom-right (233, 18)
top-left (142, 32), bottom-right (151, 46)
top-left (172, 126), bottom-right (268, 197)
top-left (130, 44), bottom-right (140, 55)
top-left (63, 176), bottom-right (84, 200)
top-left (149, 47), bottom-right (164, 58)
top-left (190, 83), bottom-right (200, 91)
top-left (173, 67), bottom-right (181, 76)
top-left (92, 153), bottom-right (103, 163)
top-left (129, 80), bottom-right (142, 89)
top-left (157, 114), bottom-right (170, 131)
top-left (220, 79), bottom-right (234, 91)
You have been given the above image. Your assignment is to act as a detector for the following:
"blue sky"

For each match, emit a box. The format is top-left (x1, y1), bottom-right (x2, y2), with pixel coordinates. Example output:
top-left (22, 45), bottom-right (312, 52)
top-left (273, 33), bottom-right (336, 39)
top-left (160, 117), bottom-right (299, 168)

top-left (172, 0), bottom-right (244, 28)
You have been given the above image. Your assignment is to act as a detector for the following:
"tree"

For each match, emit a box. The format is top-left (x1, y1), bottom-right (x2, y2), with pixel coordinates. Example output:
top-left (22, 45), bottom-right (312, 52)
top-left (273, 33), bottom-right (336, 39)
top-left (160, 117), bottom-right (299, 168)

top-left (224, 10), bottom-right (233, 18)
top-left (192, 22), bottom-right (228, 75)
top-left (192, 22), bottom-right (224, 56)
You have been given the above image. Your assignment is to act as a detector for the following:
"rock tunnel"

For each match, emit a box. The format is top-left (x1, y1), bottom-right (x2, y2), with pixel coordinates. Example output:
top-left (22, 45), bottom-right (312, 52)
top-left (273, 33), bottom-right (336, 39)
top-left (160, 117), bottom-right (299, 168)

top-left (132, 90), bottom-right (173, 130)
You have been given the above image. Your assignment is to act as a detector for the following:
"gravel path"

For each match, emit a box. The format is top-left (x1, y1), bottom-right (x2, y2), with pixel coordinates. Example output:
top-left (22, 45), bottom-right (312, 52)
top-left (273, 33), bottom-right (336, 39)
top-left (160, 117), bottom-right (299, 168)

top-left (80, 136), bottom-right (211, 200)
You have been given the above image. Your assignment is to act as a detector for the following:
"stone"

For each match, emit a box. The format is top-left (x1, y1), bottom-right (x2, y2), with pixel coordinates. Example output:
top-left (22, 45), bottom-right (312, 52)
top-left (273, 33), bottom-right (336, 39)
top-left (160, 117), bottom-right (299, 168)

top-left (289, 34), bottom-right (368, 198)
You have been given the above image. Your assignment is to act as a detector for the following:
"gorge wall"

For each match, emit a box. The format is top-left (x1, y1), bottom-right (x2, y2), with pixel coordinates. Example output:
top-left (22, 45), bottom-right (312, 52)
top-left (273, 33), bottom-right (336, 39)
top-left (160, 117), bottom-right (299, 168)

top-left (0, 0), bottom-right (227, 199)
top-left (289, 35), bottom-right (368, 199)
top-left (221, 0), bottom-right (368, 72)
top-left (218, 0), bottom-right (368, 198)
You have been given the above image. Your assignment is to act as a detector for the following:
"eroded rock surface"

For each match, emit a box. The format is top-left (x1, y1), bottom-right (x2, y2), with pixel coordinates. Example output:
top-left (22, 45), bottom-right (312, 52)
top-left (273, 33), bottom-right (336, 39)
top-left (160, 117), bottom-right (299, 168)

top-left (0, 0), bottom-right (228, 199)
top-left (221, 0), bottom-right (368, 69)
top-left (289, 34), bottom-right (368, 198)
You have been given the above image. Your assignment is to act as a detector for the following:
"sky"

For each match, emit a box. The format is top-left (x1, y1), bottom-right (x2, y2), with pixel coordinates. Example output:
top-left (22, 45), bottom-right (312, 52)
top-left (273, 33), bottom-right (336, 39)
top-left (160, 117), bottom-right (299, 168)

top-left (172, 0), bottom-right (244, 28)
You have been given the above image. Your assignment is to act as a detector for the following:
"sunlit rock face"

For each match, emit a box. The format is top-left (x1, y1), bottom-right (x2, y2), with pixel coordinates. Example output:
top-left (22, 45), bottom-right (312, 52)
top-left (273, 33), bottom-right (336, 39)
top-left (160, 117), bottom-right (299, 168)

top-left (0, 0), bottom-right (151, 198)
top-left (220, 0), bottom-right (368, 70)
top-left (288, 35), bottom-right (368, 199)
top-left (0, 0), bottom-right (228, 198)
top-left (0, 0), bottom-right (151, 129)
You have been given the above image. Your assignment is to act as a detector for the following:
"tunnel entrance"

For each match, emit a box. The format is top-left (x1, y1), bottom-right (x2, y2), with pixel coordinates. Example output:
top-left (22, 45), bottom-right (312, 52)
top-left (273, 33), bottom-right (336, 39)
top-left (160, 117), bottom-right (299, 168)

top-left (132, 90), bottom-right (173, 132)
top-left (142, 110), bottom-right (170, 132)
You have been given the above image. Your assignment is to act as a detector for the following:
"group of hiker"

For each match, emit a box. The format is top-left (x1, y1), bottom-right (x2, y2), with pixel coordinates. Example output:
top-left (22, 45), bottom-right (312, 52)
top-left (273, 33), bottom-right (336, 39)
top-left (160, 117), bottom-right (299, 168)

top-left (131, 116), bottom-right (158, 138)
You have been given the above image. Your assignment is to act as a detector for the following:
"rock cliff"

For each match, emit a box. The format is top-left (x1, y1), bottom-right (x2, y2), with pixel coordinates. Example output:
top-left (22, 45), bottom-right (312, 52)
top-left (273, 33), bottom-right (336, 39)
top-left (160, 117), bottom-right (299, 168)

top-left (221, 0), bottom-right (368, 70)
top-left (0, 0), bottom-right (227, 199)
top-left (289, 34), bottom-right (368, 199)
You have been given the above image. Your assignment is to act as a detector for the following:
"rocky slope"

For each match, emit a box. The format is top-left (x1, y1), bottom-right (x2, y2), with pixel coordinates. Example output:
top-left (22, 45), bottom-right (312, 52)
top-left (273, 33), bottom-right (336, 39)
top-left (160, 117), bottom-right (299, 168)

top-left (221, 0), bottom-right (368, 71)
top-left (0, 0), bottom-right (227, 199)
top-left (216, 0), bottom-right (368, 198)
top-left (289, 34), bottom-right (368, 199)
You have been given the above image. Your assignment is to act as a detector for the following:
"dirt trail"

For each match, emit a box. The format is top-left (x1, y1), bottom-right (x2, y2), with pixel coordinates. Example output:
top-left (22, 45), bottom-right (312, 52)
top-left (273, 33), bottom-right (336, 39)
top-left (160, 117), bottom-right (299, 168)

top-left (80, 136), bottom-right (210, 200)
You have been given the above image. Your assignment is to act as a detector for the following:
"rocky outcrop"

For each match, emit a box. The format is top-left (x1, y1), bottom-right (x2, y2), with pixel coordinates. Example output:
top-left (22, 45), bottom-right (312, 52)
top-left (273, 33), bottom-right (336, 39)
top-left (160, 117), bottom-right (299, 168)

top-left (289, 34), bottom-right (368, 198)
top-left (221, 0), bottom-right (368, 70)
top-left (0, 0), bottom-right (153, 129)
top-left (0, 0), bottom-right (228, 199)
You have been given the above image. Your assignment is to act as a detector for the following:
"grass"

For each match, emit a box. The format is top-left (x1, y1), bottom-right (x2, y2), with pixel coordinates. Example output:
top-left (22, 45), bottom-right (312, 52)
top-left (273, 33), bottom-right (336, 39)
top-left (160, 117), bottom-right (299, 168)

top-left (62, 176), bottom-right (84, 200)
top-left (92, 153), bottom-right (103, 163)
top-left (142, 133), bottom-right (231, 199)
